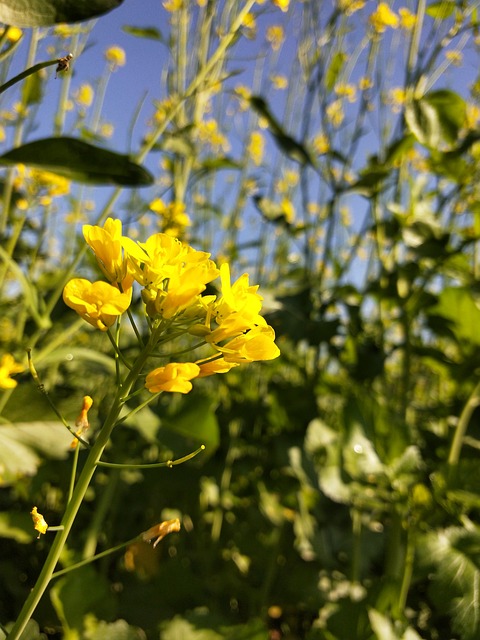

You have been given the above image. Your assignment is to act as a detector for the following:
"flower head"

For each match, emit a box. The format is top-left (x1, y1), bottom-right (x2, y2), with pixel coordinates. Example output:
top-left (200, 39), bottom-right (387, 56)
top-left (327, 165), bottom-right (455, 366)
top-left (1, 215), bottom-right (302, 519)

top-left (0, 354), bottom-right (24, 389)
top-left (216, 326), bottom-right (280, 363)
top-left (145, 362), bottom-right (200, 394)
top-left (63, 278), bottom-right (132, 331)
top-left (105, 46), bottom-right (126, 69)
top-left (141, 518), bottom-right (181, 548)
top-left (370, 3), bottom-right (399, 33)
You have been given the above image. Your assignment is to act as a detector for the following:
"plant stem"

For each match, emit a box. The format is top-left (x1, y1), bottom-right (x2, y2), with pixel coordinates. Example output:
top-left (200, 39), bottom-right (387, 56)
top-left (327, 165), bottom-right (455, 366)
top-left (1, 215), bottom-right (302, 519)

top-left (447, 379), bottom-right (480, 482)
top-left (7, 342), bottom-right (153, 639)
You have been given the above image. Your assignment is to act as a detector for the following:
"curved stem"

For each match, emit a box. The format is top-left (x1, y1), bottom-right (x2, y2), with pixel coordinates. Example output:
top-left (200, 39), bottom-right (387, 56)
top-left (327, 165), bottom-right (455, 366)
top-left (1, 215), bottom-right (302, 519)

top-left (447, 380), bottom-right (480, 482)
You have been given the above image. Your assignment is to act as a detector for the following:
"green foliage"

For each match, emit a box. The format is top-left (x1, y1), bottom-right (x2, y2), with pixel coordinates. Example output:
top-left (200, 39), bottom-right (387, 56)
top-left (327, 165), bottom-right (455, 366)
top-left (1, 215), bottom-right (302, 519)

top-left (0, 0), bottom-right (124, 27)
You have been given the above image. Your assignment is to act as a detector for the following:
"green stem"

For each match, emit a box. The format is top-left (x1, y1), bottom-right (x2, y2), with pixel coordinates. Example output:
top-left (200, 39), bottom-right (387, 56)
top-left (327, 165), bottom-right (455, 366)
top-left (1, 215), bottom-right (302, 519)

top-left (395, 529), bottom-right (415, 619)
top-left (447, 380), bottom-right (480, 481)
top-left (7, 341), bottom-right (153, 639)
top-left (0, 58), bottom-right (57, 96)
top-left (351, 508), bottom-right (362, 584)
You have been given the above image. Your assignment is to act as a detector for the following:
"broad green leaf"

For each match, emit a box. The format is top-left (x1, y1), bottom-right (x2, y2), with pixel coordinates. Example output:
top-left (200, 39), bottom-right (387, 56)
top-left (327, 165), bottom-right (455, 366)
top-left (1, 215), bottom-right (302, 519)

top-left (122, 25), bottom-right (164, 41)
top-left (431, 287), bottom-right (480, 346)
top-left (160, 616), bottom-right (223, 640)
top-left (163, 392), bottom-right (219, 451)
top-left (0, 0), bottom-right (124, 27)
top-left (50, 567), bottom-right (116, 634)
top-left (0, 137), bottom-right (153, 186)
top-left (0, 511), bottom-right (34, 543)
top-left (0, 421), bottom-right (72, 487)
top-left (405, 90), bottom-right (466, 149)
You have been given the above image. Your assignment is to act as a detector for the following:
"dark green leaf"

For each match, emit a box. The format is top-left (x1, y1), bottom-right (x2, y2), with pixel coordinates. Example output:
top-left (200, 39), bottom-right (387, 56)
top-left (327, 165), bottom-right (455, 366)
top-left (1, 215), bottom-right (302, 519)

top-left (0, 137), bottom-right (153, 186)
top-left (163, 392), bottom-right (220, 451)
top-left (0, 0), bottom-right (124, 27)
top-left (122, 25), bottom-right (164, 41)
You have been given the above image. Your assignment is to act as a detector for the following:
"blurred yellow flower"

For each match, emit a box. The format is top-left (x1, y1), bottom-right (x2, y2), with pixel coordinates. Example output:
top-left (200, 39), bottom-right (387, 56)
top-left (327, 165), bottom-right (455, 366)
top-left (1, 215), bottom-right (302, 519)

top-left (271, 74), bottom-right (288, 89)
top-left (0, 354), bottom-right (24, 389)
top-left (5, 26), bottom-right (22, 42)
top-left (370, 3), bottom-right (399, 33)
top-left (163, 0), bottom-right (183, 10)
top-left (145, 362), bottom-right (200, 394)
top-left (247, 131), bottom-right (265, 166)
top-left (326, 99), bottom-right (344, 128)
top-left (272, 0), bottom-right (289, 12)
top-left (266, 25), bottom-right (285, 51)
top-left (63, 278), bottom-right (132, 331)
top-left (335, 83), bottom-right (357, 103)
top-left (74, 83), bottom-right (94, 108)
top-left (312, 133), bottom-right (330, 155)
top-left (399, 7), bottom-right (416, 30)
top-left (445, 50), bottom-right (463, 66)
top-left (149, 198), bottom-right (191, 236)
top-left (196, 119), bottom-right (230, 152)
top-left (358, 76), bottom-right (374, 91)
top-left (105, 46), bottom-right (126, 68)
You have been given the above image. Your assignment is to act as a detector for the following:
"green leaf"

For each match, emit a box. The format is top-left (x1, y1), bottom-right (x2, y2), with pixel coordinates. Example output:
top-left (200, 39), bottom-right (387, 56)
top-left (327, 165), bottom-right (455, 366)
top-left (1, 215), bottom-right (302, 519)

top-left (83, 616), bottom-right (145, 640)
top-left (163, 392), bottom-right (220, 451)
top-left (0, 137), bottom-right (153, 186)
top-left (21, 69), bottom-right (44, 106)
top-left (325, 50), bottom-right (346, 91)
top-left (426, 1), bottom-right (456, 19)
top-left (430, 287), bottom-right (480, 346)
top-left (50, 567), bottom-right (116, 634)
top-left (419, 527), bottom-right (480, 640)
top-left (405, 90), bottom-right (466, 149)
top-left (122, 25), bottom-right (164, 41)
top-left (0, 421), bottom-right (72, 487)
top-left (0, 0), bottom-right (124, 27)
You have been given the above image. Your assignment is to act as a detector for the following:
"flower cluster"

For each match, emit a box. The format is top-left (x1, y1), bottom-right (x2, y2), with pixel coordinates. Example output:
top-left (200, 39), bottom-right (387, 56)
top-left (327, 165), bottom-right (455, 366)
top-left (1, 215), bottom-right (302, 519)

top-left (63, 218), bottom-right (280, 394)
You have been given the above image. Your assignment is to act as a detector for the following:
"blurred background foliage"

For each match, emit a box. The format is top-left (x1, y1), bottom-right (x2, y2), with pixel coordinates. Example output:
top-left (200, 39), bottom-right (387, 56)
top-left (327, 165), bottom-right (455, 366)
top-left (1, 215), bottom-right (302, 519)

top-left (2, 0), bottom-right (480, 638)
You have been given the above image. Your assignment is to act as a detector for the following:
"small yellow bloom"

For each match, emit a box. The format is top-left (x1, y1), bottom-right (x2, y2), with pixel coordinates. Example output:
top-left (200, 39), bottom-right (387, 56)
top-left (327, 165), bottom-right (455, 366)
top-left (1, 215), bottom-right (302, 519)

top-left (326, 99), bottom-right (344, 128)
top-left (141, 518), bottom-right (181, 548)
top-left (5, 27), bottom-right (22, 43)
top-left (196, 119), bottom-right (230, 153)
top-left (370, 3), bottom-right (399, 33)
top-left (358, 76), bottom-right (374, 91)
top-left (271, 74), bottom-right (288, 90)
top-left (445, 50), bottom-right (463, 66)
top-left (105, 46), bottom-right (126, 68)
top-left (145, 362), bottom-right (200, 394)
top-left (335, 83), bottom-right (357, 103)
top-left (266, 25), bottom-right (285, 51)
top-left (163, 0), bottom-right (183, 10)
top-left (272, 0), bottom-right (289, 12)
top-left (399, 7), bottom-right (416, 30)
top-left (247, 131), bottom-right (265, 166)
top-left (337, 0), bottom-right (365, 15)
top-left (0, 354), bottom-right (24, 389)
top-left (74, 83), bottom-right (94, 108)
top-left (312, 133), bottom-right (330, 155)
top-left (196, 357), bottom-right (239, 377)
top-left (63, 278), bottom-right (132, 331)
top-left (31, 506), bottom-right (48, 538)
top-left (71, 395), bottom-right (93, 449)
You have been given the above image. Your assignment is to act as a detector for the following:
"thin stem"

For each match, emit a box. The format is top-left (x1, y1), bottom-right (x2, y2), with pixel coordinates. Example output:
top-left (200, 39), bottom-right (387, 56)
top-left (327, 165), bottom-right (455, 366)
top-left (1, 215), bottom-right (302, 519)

top-left (447, 380), bottom-right (480, 479)
top-left (97, 444), bottom-right (205, 469)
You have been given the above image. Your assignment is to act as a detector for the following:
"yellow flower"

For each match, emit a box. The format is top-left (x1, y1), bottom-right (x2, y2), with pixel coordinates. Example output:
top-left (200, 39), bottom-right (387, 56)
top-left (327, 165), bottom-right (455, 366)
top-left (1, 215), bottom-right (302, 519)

top-left (326, 99), bottom-right (344, 128)
top-left (63, 278), bottom-right (132, 331)
top-left (196, 357), bottom-right (239, 377)
top-left (31, 506), bottom-right (48, 538)
top-left (149, 199), bottom-right (191, 236)
top-left (370, 3), bottom-right (399, 33)
top-left (83, 218), bottom-right (126, 282)
top-left (272, 0), bottom-right (289, 11)
top-left (358, 76), bottom-right (373, 91)
top-left (5, 27), bottom-right (22, 42)
top-left (141, 518), bottom-right (181, 548)
top-left (312, 133), bottom-right (330, 155)
top-left (445, 50), bottom-right (463, 66)
top-left (218, 326), bottom-right (280, 363)
top-left (105, 46), bottom-right (126, 68)
top-left (247, 131), bottom-right (265, 166)
top-left (266, 25), bottom-right (285, 51)
top-left (196, 119), bottom-right (230, 153)
top-left (74, 83), bottom-right (94, 108)
top-left (163, 0), bottom-right (183, 11)
top-left (0, 354), bottom-right (24, 389)
top-left (145, 362), bottom-right (200, 394)
top-left (271, 74), bottom-right (288, 90)
top-left (335, 83), bottom-right (357, 103)
top-left (399, 7), bottom-right (416, 30)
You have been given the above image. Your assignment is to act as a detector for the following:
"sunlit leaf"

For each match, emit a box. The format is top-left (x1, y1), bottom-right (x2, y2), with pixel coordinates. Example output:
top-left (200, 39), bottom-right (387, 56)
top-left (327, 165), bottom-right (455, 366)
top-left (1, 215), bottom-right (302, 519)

top-left (325, 50), bottom-right (346, 91)
top-left (0, 0), bottom-right (124, 27)
top-left (0, 137), bottom-right (153, 186)
top-left (426, 1), bottom-right (456, 19)
top-left (405, 90), bottom-right (466, 149)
